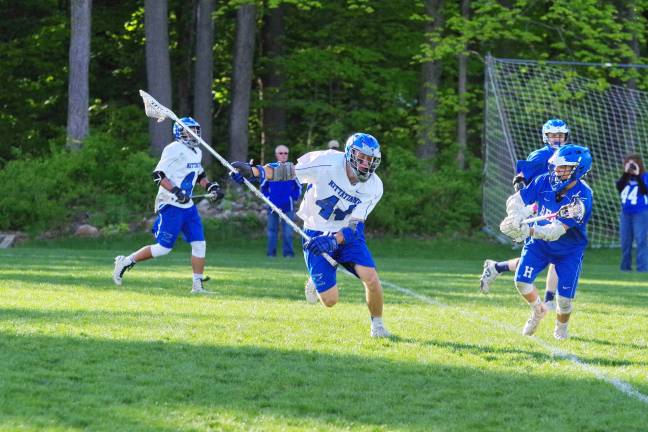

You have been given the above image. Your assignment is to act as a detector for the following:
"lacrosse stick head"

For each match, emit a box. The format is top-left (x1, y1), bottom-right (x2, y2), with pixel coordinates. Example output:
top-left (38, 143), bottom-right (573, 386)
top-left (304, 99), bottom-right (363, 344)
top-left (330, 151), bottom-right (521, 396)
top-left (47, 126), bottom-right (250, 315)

top-left (557, 195), bottom-right (586, 223)
top-left (139, 90), bottom-right (174, 123)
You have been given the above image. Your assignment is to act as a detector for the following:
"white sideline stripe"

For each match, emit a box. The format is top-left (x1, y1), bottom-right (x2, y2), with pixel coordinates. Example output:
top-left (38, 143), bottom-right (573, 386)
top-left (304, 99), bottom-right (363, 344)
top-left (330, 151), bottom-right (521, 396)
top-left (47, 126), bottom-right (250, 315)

top-left (382, 281), bottom-right (648, 406)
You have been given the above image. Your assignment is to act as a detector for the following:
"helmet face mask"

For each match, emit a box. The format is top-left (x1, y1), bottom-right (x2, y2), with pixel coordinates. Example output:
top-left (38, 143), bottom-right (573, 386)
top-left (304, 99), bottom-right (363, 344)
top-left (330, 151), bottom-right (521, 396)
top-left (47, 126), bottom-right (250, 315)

top-left (173, 117), bottom-right (201, 148)
top-left (542, 119), bottom-right (570, 149)
top-left (344, 133), bottom-right (381, 182)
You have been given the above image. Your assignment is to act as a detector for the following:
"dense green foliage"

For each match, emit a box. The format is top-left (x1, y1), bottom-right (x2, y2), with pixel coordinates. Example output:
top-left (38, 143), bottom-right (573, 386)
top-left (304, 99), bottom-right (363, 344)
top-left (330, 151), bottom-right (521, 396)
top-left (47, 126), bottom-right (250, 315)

top-left (0, 109), bottom-right (156, 232)
top-left (1, 0), bottom-right (648, 233)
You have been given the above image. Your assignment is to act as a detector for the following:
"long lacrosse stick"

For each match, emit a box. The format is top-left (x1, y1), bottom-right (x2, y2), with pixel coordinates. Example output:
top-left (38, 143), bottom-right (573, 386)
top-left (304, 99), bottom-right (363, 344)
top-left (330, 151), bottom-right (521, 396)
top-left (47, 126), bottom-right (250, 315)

top-left (522, 196), bottom-right (586, 224)
top-left (139, 90), bottom-right (341, 269)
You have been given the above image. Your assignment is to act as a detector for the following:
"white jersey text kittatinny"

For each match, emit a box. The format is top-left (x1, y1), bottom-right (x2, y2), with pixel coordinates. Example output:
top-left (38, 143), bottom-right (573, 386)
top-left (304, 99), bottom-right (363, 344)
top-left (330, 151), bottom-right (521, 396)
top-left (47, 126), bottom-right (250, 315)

top-left (295, 150), bottom-right (383, 232)
top-left (154, 141), bottom-right (204, 212)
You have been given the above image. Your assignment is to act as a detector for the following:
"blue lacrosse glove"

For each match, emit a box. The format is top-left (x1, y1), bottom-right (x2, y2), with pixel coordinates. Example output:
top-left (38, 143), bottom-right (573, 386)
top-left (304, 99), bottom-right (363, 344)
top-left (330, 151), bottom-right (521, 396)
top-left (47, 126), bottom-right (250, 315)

top-left (229, 171), bottom-right (245, 184)
top-left (305, 234), bottom-right (339, 256)
top-left (229, 161), bottom-right (265, 184)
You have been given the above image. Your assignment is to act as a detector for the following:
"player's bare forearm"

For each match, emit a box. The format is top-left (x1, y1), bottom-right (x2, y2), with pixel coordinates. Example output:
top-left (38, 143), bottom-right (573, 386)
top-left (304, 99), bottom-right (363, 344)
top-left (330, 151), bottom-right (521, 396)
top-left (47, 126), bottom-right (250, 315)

top-left (160, 177), bottom-right (176, 192)
top-left (198, 177), bottom-right (210, 189)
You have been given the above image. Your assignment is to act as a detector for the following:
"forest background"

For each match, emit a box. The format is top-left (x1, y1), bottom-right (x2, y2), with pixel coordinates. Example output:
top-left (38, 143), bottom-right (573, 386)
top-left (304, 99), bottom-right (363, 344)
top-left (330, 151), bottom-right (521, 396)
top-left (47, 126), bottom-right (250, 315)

top-left (1, 0), bottom-right (647, 236)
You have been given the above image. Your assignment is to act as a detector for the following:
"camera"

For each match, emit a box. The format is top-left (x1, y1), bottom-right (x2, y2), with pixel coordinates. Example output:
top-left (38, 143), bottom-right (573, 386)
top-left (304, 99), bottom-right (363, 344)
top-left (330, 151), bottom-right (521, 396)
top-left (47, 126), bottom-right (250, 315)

top-left (626, 161), bottom-right (639, 174)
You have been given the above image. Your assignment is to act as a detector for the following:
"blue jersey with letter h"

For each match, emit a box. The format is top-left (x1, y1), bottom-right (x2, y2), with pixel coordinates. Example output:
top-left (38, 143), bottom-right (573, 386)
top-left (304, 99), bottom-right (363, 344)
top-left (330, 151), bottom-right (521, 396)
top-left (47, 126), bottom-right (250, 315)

top-left (520, 173), bottom-right (593, 253)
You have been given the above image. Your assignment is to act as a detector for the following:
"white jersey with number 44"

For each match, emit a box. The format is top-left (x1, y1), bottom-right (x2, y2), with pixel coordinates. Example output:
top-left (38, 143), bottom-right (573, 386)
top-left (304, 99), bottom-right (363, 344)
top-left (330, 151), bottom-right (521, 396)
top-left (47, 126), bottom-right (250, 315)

top-left (154, 141), bottom-right (204, 212)
top-left (295, 150), bottom-right (383, 232)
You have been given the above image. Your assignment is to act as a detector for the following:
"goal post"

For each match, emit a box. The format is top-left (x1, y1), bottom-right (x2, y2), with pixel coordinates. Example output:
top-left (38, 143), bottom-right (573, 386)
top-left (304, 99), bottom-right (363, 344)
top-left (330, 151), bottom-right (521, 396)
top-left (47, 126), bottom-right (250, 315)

top-left (483, 55), bottom-right (648, 248)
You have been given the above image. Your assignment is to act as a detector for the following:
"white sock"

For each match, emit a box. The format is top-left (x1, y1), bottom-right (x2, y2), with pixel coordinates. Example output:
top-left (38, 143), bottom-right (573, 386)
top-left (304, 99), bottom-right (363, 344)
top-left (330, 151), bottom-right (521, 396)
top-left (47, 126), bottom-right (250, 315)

top-left (371, 317), bottom-right (384, 327)
top-left (193, 273), bottom-right (203, 281)
top-left (126, 255), bottom-right (136, 265)
top-left (555, 321), bottom-right (568, 329)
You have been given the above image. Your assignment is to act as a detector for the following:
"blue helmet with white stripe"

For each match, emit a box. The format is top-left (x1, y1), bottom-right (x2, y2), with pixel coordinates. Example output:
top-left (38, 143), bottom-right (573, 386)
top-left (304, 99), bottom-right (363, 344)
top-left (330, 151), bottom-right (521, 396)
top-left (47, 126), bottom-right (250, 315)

top-left (542, 118), bottom-right (570, 149)
top-left (548, 144), bottom-right (592, 192)
top-left (173, 117), bottom-right (201, 148)
top-left (344, 132), bottom-right (381, 182)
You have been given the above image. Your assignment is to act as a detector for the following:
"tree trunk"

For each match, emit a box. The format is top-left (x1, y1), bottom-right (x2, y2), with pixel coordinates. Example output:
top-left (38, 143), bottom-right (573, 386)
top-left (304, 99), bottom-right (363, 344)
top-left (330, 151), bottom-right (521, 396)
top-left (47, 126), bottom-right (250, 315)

top-left (177, 0), bottom-right (196, 116)
top-left (262, 4), bottom-right (287, 151)
top-left (145, 0), bottom-right (173, 155)
top-left (625, 1), bottom-right (640, 91)
top-left (456, 0), bottom-right (469, 169)
top-left (194, 0), bottom-right (215, 164)
top-left (229, 3), bottom-right (257, 161)
top-left (417, 0), bottom-right (444, 163)
top-left (66, 0), bottom-right (92, 150)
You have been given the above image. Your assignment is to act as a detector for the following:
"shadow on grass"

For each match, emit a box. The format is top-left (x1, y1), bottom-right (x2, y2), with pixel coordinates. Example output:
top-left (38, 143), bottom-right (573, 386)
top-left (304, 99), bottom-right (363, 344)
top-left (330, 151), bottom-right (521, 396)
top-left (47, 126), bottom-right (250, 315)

top-left (0, 331), bottom-right (647, 431)
top-left (414, 338), bottom-right (646, 368)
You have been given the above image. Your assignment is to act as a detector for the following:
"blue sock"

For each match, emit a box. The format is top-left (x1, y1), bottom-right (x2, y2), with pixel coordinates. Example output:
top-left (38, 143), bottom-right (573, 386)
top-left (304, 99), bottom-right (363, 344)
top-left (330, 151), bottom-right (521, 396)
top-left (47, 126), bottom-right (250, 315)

top-left (495, 262), bottom-right (510, 273)
top-left (544, 291), bottom-right (555, 302)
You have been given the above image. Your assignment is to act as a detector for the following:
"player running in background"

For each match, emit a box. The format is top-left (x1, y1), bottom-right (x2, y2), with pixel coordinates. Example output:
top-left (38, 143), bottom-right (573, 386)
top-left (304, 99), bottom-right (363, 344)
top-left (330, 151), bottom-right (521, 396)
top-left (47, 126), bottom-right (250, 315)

top-left (499, 144), bottom-right (593, 339)
top-left (480, 119), bottom-right (570, 310)
top-left (229, 133), bottom-right (390, 338)
top-left (112, 117), bottom-right (224, 293)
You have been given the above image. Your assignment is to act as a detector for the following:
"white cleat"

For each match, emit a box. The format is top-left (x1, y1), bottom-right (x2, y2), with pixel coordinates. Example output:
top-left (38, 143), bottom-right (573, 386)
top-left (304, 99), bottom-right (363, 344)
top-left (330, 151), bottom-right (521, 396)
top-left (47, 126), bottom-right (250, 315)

top-left (113, 255), bottom-right (135, 286)
top-left (522, 303), bottom-right (547, 336)
top-left (370, 322), bottom-right (392, 338)
top-left (191, 278), bottom-right (210, 294)
top-left (544, 299), bottom-right (556, 312)
top-left (554, 322), bottom-right (569, 340)
top-left (304, 278), bottom-right (319, 304)
top-left (479, 259), bottom-right (499, 293)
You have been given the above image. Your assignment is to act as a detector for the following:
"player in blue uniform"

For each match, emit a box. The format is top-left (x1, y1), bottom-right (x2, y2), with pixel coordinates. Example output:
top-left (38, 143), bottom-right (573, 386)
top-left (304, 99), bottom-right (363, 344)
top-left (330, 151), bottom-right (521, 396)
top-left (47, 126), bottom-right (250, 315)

top-left (499, 144), bottom-right (593, 339)
top-left (112, 117), bottom-right (224, 293)
top-left (480, 119), bottom-right (570, 310)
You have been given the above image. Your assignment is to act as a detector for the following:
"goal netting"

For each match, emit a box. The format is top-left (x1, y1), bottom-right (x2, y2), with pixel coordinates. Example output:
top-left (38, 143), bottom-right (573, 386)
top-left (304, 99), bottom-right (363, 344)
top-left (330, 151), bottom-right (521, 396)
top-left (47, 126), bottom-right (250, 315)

top-left (483, 56), bottom-right (648, 248)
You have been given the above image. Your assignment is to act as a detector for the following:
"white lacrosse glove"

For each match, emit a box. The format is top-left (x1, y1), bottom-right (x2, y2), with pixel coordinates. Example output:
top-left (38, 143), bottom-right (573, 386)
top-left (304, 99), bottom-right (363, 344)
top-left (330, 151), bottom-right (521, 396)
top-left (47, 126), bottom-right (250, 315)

top-left (506, 194), bottom-right (536, 219)
top-left (500, 215), bottom-right (529, 243)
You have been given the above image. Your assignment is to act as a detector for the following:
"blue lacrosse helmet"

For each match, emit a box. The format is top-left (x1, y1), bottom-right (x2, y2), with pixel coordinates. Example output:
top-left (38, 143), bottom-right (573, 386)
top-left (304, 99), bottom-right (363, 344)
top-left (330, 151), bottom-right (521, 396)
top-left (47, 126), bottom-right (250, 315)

top-left (173, 117), bottom-right (201, 147)
top-left (548, 144), bottom-right (592, 192)
top-left (542, 118), bottom-right (570, 148)
top-left (344, 132), bottom-right (381, 182)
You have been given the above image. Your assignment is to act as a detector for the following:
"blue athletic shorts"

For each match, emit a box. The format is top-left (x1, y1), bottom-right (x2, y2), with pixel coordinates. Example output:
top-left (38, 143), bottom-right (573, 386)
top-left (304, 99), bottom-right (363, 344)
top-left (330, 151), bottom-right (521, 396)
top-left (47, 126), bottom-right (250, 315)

top-left (515, 243), bottom-right (585, 299)
top-left (302, 229), bottom-right (376, 293)
top-left (151, 205), bottom-right (205, 248)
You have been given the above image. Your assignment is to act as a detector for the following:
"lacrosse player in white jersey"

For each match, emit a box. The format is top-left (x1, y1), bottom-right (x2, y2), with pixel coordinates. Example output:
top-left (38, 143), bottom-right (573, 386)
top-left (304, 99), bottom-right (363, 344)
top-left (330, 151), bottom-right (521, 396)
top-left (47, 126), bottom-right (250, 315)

top-left (112, 117), bottom-right (224, 293)
top-left (229, 133), bottom-right (390, 338)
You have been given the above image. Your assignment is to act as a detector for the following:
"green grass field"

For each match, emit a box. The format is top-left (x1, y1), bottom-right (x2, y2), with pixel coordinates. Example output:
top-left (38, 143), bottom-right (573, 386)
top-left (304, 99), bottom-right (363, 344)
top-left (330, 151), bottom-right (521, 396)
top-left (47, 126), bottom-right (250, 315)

top-left (1, 236), bottom-right (647, 431)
